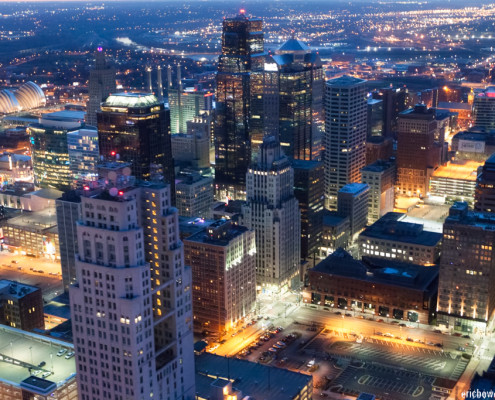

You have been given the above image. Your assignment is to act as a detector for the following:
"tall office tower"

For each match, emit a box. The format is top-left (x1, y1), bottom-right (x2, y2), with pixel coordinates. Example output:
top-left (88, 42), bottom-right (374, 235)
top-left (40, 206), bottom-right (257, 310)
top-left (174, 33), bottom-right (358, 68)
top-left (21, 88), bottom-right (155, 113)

top-left (473, 87), bottom-right (495, 130)
top-left (171, 116), bottom-right (211, 170)
top-left (292, 159), bottom-right (324, 260)
top-left (324, 75), bottom-right (367, 210)
top-left (97, 93), bottom-right (175, 199)
top-left (337, 183), bottom-right (369, 238)
top-left (215, 11), bottom-right (264, 200)
top-left (437, 202), bottom-right (495, 334)
top-left (56, 190), bottom-right (81, 292)
top-left (367, 98), bottom-right (383, 137)
top-left (361, 159), bottom-right (396, 224)
top-left (29, 111), bottom-right (82, 191)
top-left (242, 136), bottom-right (301, 292)
top-left (184, 219), bottom-right (256, 335)
top-left (169, 85), bottom-right (213, 134)
top-left (268, 37), bottom-right (325, 161)
top-left (86, 48), bottom-right (116, 127)
top-left (371, 86), bottom-right (409, 139)
top-left (396, 104), bottom-right (441, 197)
top-left (70, 172), bottom-right (195, 400)
top-left (474, 153), bottom-right (495, 212)
top-left (67, 128), bottom-right (99, 187)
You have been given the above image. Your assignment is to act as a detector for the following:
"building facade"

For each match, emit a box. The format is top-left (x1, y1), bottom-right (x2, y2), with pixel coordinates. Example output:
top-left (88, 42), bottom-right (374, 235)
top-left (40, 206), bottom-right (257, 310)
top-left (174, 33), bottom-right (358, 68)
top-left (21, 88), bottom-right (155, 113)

top-left (324, 75), bottom-right (367, 210)
top-left (242, 136), bottom-right (301, 292)
top-left (475, 153), bottom-right (495, 212)
top-left (175, 172), bottom-right (214, 219)
top-left (358, 212), bottom-right (442, 266)
top-left (169, 86), bottom-right (213, 134)
top-left (473, 87), bottom-right (495, 130)
top-left (0, 280), bottom-right (44, 331)
top-left (337, 183), bottom-right (369, 238)
top-left (437, 202), bottom-right (495, 334)
top-left (361, 160), bottom-right (396, 224)
top-left (67, 128), bottom-right (99, 187)
top-left (184, 220), bottom-right (256, 335)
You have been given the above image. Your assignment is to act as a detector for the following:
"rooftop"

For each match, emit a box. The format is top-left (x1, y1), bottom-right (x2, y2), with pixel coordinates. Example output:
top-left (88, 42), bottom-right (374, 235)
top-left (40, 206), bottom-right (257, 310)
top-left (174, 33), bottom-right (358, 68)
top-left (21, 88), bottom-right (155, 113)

top-left (277, 38), bottom-right (311, 54)
top-left (338, 182), bottom-right (369, 195)
top-left (185, 220), bottom-right (250, 247)
top-left (0, 280), bottom-right (39, 300)
top-left (323, 211), bottom-right (349, 227)
top-left (103, 92), bottom-right (159, 108)
top-left (0, 325), bottom-right (75, 395)
top-left (5, 208), bottom-right (57, 230)
top-left (359, 212), bottom-right (442, 246)
top-left (437, 101), bottom-right (472, 111)
top-left (326, 75), bottom-right (366, 87)
top-left (313, 248), bottom-right (439, 291)
top-left (431, 160), bottom-right (482, 181)
top-left (42, 110), bottom-right (85, 122)
top-left (361, 159), bottom-right (395, 173)
top-left (26, 188), bottom-right (63, 200)
top-left (195, 353), bottom-right (312, 400)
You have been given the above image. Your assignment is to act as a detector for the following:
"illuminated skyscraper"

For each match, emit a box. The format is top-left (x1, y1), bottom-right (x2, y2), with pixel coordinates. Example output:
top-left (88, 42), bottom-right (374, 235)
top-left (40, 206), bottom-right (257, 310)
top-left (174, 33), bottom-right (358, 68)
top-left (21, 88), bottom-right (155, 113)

top-left (473, 87), bottom-right (495, 130)
top-left (97, 93), bottom-right (175, 200)
top-left (324, 75), bottom-right (367, 210)
top-left (242, 136), bottom-right (301, 292)
top-left (86, 48), bottom-right (116, 127)
top-left (215, 11), bottom-right (264, 200)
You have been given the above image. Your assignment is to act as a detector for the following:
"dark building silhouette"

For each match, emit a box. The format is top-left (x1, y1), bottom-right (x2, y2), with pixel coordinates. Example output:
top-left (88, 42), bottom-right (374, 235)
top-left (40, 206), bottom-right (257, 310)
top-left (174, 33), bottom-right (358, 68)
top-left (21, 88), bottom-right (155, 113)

top-left (475, 153), bottom-right (495, 213)
top-left (372, 86), bottom-right (408, 139)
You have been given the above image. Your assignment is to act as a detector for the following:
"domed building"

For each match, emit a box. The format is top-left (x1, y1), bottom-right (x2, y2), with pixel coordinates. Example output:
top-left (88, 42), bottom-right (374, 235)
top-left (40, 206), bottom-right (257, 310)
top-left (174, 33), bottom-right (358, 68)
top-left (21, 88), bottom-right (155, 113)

top-left (0, 81), bottom-right (46, 114)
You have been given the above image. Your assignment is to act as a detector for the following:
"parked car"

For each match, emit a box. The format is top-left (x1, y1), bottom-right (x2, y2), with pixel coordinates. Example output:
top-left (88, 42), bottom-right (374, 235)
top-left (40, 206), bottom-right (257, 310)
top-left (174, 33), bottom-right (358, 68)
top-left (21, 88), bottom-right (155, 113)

top-left (57, 349), bottom-right (67, 357)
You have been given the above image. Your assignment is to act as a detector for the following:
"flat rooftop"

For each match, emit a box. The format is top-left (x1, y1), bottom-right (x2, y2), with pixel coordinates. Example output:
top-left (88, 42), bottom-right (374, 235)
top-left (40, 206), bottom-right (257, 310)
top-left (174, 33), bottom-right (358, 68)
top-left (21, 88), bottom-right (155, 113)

top-left (5, 208), bottom-right (57, 230)
top-left (431, 160), bottom-right (482, 181)
top-left (339, 182), bottom-right (368, 195)
top-left (195, 353), bottom-right (312, 400)
top-left (0, 325), bottom-right (75, 393)
top-left (0, 280), bottom-right (39, 300)
top-left (359, 212), bottom-right (442, 246)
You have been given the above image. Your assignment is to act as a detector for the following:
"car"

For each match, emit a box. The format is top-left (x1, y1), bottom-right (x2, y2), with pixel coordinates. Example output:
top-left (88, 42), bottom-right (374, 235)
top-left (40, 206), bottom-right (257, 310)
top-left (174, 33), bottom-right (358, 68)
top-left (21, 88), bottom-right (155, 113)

top-left (435, 343), bottom-right (443, 348)
top-left (453, 332), bottom-right (462, 337)
top-left (11, 260), bottom-right (18, 264)
top-left (458, 346), bottom-right (466, 352)
top-left (377, 319), bottom-right (384, 323)
top-left (406, 337), bottom-right (414, 342)
top-left (277, 326), bottom-right (284, 332)
top-left (462, 334), bottom-right (471, 339)
top-left (427, 341), bottom-right (435, 346)
top-left (334, 311), bottom-right (342, 315)
top-left (273, 344), bottom-right (282, 349)
top-left (268, 347), bottom-right (278, 353)
top-left (32, 370), bottom-right (41, 376)
top-left (375, 332), bottom-right (383, 336)
top-left (208, 344), bottom-right (219, 352)
top-left (65, 351), bottom-right (75, 359)
top-left (276, 341), bottom-right (286, 347)
top-left (383, 333), bottom-right (394, 338)
top-left (38, 361), bottom-right (46, 368)
top-left (247, 321), bottom-right (253, 326)
top-left (433, 329), bottom-right (443, 334)
top-left (307, 360), bottom-right (315, 368)
top-left (264, 316), bottom-right (269, 320)
top-left (42, 371), bottom-right (52, 378)
top-left (57, 349), bottom-right (67, 357)
top-left (399, 323), bottom-right (407, 327)
top-left (258, 356), bottom-right (265, 362)
top-left (231, 332), bottom-right (237, 337)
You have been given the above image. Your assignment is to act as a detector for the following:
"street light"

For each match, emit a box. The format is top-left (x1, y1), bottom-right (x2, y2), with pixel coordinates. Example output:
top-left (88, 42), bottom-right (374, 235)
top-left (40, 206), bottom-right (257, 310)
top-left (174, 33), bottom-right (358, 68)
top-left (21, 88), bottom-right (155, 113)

top-left (29, 346), bottom-right (33, 365)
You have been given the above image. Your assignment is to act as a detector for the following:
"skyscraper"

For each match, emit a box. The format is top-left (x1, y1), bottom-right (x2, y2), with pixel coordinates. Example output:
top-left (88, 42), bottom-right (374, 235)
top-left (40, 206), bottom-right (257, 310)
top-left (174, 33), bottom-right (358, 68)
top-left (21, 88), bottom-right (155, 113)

top-left (86, 48), bottom-right (116, 127)
top-left (97, 93), bottom-right (175, 198)
top-left (324, 75), bottom-right (367, 210)
top-left (214, 11), bottom-right (264, 200)
top-left (371, 86), bottom-right (409, 139)
top-left (437, 202), bottom-right (495, 334)
top-left (396, 104), bottom-right (441, 197)
top-left (337, 183), bottom-right (369, 238)
top-left (69, 170), bottom-right (194, 400)
top-left (242, 136), bottom-right (300, 292)
top-left (261, 38), bottom-right (325, 161)
top-left (473, 87), bottom-right (495, 130)
top-left (67, 128), bottom-right (99, 187)
top-left (184, 219), bottom-right (256, 335)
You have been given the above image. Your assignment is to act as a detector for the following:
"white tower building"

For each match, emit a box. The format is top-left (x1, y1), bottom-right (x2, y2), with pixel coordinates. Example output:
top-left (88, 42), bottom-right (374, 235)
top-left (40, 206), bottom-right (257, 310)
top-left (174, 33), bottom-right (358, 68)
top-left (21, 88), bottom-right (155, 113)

top-left (70, 170), bottom-right (194, 400)
top-left (324, 75), bottom-right (367, 210)
top-left (242, 136), bottom-right (301, 292)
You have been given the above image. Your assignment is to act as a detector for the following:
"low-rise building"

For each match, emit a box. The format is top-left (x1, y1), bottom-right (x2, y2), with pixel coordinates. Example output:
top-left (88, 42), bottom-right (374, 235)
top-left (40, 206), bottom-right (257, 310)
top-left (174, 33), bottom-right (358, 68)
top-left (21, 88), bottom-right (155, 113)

top-left (0, 324), bottom-right (77, 399)
top-left (430, 160), bottom-right (481, 205)
top-left (0, 280), bottom-right (44, 331)
top-left (195, 353), bottom-right (313, 400)
top-left (1, 207), bottom-right (59, 259)
top-left (304, 248), bottom-right (439, 323)
top-left (358, 212), bottom-right (442, 266)
top-left (0, 186), bottom-right (62, 212)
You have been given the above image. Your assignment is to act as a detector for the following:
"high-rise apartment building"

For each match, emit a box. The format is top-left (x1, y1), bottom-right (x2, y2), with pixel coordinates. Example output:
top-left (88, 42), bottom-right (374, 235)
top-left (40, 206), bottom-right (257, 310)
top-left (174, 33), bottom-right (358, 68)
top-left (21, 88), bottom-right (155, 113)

top-left (184, 219), bottom-right (256, 335)
top-left (371, 86), bottom-right (409, 139)
top-left (396, 104), bottom-right (442, 197)
top-left (324, 75), bottom-right (367, 210)
top-left (242, 136), bottom-right (300, 292)
top-left (437, 202), bottom-right (495, 334)
top-left (70, 172), bottom-right (194, 400)
top-left (292, 159), bottom-right (324, 260)
top-left (473, 87), bottom-right (495, 130)
top-left (86, 48), bottom-right (116, 127)
top-left (175, 171), bottom-right (214, 218)
top-left (214, 12), bottom-right (264, 200)
top-left (361, 159), bottom-right (396, 224)
top-left (97, 93), bottom-right (175, 198)
top-left (475, 153), bottom-right (495, 212)
top-left (29, 111), bottom-right (83, 191)
top-left (67, 128), bottom-right (99, 187)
